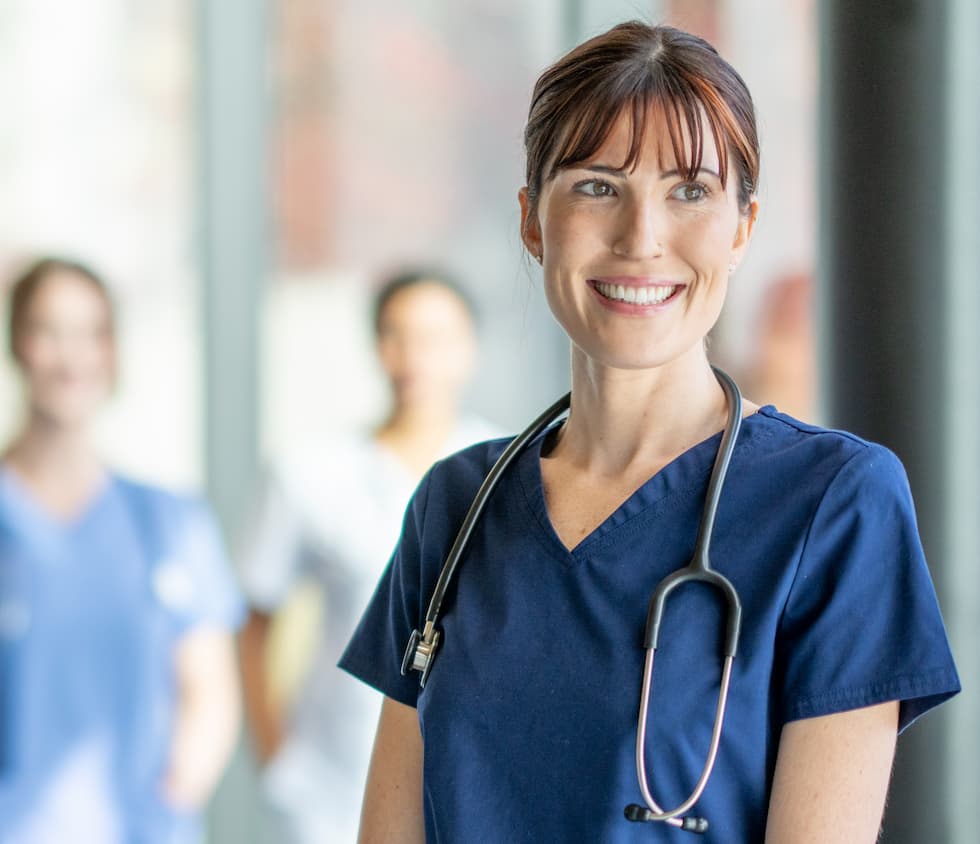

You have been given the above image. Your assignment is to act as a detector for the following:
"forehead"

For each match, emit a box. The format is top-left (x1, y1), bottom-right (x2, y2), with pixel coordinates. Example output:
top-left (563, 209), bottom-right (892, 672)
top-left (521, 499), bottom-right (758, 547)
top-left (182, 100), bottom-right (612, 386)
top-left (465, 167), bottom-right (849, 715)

top-left (585, 105), bottom-right (724, 171)
top-left (380, 282), bottom-right (471, 327)
top-left (27, 272), bottom-right (109, 320)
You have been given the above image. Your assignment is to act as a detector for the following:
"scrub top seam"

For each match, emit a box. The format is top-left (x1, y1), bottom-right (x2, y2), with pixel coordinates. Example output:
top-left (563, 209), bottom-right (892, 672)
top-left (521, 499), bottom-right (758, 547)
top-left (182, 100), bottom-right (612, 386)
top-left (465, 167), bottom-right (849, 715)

top-left (581, 426), bottom-right (777, 559)
top-left (758, 406), bottom-right (871, 448)
top-left (785, 665), bottom-right (960, 726)
top-left (515, 434), bottom-right (580, 567)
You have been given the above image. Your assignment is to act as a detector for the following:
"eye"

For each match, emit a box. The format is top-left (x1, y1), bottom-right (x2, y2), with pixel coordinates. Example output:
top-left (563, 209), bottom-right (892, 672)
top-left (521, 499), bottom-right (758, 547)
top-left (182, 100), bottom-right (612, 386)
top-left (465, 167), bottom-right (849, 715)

top-left (573, 179), bottom-right (617, 198)
top-left (672, 182), bottom-right (710, 202)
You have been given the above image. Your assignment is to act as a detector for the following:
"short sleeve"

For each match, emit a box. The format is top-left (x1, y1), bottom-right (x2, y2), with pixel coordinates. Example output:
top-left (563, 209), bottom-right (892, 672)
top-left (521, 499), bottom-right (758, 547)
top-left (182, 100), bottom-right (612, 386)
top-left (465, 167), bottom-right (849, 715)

top-left (777, 444), bottom-right (960, 731)
top-left (158, 497), bottom-right (246, 634)
top-left (236, 466), bottom-right (311, 611)
top-left (338, 469), bottom-right (435, 709)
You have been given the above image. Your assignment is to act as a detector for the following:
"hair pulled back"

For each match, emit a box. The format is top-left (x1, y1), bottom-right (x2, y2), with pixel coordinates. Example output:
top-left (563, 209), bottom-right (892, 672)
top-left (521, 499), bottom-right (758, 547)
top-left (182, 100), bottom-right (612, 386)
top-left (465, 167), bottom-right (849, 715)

top-left (523, 21), bottom-right (760, 224)
top-left (7, 257), bottom-right (115, 362)
top-left (373, 267), bottom-right (477, 335)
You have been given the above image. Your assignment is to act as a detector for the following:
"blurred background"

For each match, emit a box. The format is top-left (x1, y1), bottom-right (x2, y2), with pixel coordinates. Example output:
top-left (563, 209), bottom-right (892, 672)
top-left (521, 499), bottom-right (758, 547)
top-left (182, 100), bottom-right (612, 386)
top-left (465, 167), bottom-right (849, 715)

top-left (0, 1), bottom-right (975, 842)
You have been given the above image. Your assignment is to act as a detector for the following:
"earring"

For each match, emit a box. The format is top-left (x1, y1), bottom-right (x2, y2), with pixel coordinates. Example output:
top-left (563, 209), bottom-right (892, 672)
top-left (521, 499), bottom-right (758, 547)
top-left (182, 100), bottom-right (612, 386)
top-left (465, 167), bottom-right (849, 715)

top-left (728, 260), bottom-right (737, 274)
top-left (535, 252), bottom-right (543, 264)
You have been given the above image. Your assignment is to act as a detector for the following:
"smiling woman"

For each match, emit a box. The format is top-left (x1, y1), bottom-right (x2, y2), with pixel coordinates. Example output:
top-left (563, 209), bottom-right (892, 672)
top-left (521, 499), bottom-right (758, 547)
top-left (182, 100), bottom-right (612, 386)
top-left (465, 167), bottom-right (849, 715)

top-left (339, 21), bottom-right (959, 844)
top-left (520, 107), bottom-right (755, 375)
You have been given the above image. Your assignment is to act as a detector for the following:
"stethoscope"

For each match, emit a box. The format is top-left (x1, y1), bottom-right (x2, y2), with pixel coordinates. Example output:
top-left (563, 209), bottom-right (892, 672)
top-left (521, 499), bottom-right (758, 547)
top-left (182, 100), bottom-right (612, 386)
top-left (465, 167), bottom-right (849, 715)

top-left (402, 367), bottom-right (744, 835)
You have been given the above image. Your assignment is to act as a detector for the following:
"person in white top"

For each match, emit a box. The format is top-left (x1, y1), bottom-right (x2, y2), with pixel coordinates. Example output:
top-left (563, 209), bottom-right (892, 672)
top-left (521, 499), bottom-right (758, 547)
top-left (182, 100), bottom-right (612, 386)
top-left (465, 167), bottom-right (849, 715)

top-left (238, 269), bottom-right (501, 843)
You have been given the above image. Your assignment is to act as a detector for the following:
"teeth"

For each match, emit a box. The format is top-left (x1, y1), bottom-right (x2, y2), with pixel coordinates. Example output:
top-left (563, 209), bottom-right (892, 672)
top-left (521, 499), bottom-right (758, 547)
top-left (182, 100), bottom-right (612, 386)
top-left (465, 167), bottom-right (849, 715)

top-left (595, 282), bottom-right (677, 305)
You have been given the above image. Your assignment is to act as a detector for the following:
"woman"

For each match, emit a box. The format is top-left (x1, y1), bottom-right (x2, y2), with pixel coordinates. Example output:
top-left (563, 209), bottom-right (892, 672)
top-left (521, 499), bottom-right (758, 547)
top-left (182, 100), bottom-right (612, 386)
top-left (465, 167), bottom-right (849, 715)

top-left (0, 258), bottom-right (243, 843)
top-left (238, 270), bottom-right (499, 844)
top-left (339, 22), bottom-right (960, 843)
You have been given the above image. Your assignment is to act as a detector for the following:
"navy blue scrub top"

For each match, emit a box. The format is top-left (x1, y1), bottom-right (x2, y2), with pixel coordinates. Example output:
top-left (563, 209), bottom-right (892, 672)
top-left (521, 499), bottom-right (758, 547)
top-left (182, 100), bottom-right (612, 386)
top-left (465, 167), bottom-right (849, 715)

top-left (340, 406), bottom-right (960, 843)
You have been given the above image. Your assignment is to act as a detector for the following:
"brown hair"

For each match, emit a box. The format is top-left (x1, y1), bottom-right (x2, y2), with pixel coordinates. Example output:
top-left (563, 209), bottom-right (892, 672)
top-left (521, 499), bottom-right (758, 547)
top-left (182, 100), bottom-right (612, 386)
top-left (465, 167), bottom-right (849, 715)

top-left (373, 267), bottom-right (477, 335)
top-left (523, 21), bottom-right (760, 226)
top-left (7, 257), bottom-right (115, 362)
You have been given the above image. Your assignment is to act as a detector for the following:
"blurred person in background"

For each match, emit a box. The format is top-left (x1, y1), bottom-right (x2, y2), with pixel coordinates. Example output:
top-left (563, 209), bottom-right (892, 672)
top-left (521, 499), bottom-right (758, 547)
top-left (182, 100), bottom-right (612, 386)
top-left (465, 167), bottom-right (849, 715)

top-left (741, 270), bottom-right (815, 421)
top-left (238, 269), bottom-right (500, 844)
top-left (0, 257), bottom-right (243, 844)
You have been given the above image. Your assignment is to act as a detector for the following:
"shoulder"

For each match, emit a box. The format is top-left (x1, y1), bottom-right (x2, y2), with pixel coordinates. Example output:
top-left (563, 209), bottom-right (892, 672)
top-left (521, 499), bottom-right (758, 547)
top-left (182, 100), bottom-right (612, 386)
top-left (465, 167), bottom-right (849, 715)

top-left (743, 407), bottom-right (914, 520)
top-left (112, 473), bottom-right (215, 523)
top-left (273, 431), bottom-right (368, 482)
top-left (404, 436), bottom-right (516, 537)
top-left (426, 436), bottom-right (514, 498)
top-left (748, 407), bottom-right (909, 495)
top-left (444, 414), bottom-right (509, 454)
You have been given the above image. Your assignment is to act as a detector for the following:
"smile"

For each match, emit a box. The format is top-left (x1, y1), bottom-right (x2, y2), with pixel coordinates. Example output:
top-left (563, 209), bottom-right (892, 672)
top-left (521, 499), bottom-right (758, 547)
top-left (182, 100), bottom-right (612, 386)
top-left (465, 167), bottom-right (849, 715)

top-left (592, 281), bottom-right (679, 306)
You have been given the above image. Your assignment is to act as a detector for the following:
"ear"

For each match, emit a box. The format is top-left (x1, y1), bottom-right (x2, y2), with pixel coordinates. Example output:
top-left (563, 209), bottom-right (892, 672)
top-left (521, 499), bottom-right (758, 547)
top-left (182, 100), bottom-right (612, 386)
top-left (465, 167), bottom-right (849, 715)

top-left (730, 196), bottom-right (759, 267)
top-left (518, 187), bottom-right (543, 261)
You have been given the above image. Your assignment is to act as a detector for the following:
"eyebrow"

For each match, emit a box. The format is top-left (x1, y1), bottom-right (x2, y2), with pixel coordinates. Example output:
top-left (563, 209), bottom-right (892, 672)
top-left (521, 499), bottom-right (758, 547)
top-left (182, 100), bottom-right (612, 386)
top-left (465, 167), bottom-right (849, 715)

top-left (577, 164), bottom-right (721, 180)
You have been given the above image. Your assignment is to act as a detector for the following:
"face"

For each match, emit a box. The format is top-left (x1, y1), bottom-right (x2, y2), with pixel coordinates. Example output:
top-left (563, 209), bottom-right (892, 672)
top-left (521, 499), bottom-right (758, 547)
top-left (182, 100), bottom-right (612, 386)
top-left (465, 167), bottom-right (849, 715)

top-left (376, 282), bottom-right (476, 409)
top-left (15, 271), bottom-right (115, 427)
top-left (520, 107), bottom-right (757, 374)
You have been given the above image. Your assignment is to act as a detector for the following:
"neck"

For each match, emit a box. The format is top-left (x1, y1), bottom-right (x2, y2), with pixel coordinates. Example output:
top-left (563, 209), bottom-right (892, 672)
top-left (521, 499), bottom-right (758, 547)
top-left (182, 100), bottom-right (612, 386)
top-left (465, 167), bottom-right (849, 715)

top-left (375, 398), bottom-right (460, 476)
top-left (556, 346), bottom-right (729, 475)
top-left (4, 414), bottom-right (101, 484)
top-left (380, 397), bottom-right (458, 438)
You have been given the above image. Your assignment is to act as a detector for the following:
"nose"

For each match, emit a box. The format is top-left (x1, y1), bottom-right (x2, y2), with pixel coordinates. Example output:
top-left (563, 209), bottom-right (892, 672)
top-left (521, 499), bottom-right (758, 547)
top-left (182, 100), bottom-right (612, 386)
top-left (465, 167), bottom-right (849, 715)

top-left (611, 195), bottom-right (665, 260)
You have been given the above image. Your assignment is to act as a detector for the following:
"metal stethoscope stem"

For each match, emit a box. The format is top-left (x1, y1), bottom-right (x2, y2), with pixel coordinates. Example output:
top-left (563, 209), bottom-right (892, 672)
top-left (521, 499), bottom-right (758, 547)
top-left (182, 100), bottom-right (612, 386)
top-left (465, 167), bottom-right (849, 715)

top-left (624, 367), bottom-right (743, 834)
top-left (626, 653), bottom-right (734, 833)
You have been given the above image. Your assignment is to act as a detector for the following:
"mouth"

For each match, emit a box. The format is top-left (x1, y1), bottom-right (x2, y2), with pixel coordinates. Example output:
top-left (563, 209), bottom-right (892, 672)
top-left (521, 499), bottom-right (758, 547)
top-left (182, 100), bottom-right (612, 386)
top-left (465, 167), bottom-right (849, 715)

top-left (590, 279), bottom-right (682, 306)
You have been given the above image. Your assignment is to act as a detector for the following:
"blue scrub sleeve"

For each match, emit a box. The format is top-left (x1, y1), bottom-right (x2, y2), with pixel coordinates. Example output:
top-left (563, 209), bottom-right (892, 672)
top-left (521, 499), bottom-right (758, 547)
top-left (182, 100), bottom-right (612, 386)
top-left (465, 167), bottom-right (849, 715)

top-left (339, 470), bottom-right (436, 709)
top-left (776, 444), bottom-right (960, 731)
top-left (160, 497), bottom-right (246, 635)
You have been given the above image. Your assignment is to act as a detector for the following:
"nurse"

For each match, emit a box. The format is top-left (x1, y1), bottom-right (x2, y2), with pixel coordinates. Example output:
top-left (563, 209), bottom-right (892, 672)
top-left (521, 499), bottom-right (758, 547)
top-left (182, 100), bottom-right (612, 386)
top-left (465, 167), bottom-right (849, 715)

top-left (340, 21), bottom-right (960, 844)
top-left (0, 258), bottom-right (243, 843)
top-left (238, 270), bottom-right (499, 844)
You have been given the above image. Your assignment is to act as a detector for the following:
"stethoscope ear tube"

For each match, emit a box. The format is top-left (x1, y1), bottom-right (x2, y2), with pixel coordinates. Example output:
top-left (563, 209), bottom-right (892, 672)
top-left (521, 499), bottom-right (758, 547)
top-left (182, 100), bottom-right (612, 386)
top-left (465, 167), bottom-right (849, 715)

top-left (401, 392), bottom-right (571, 687)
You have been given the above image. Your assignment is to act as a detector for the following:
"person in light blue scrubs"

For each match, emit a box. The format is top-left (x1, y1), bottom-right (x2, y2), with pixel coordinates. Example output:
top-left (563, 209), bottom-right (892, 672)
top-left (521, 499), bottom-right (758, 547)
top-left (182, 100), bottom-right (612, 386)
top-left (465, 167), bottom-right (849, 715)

top-left (340, 22), bottom-right (960, 843)
top-left (0, 258), bottom-right (244, 844)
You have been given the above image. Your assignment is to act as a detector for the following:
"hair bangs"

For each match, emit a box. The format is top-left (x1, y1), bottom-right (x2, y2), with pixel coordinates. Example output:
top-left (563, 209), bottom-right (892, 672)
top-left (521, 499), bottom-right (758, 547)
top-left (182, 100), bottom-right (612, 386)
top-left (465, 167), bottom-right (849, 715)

top-left (523, 23), bottom-right (760, 221)
top-left (543, 64), bottom-right (735, 189)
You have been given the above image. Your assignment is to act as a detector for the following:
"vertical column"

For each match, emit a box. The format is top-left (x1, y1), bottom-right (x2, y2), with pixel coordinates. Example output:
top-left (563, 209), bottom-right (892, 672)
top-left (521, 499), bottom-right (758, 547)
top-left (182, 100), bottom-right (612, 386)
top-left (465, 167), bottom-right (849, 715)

top-left (820, 2), bottom-right (979, 841)
top-left (196, 3), bottom-right (269, 843)
top-left (941, 0), bottom-right (980, 837)
top-left (196, 0), bottom-right (268, 536)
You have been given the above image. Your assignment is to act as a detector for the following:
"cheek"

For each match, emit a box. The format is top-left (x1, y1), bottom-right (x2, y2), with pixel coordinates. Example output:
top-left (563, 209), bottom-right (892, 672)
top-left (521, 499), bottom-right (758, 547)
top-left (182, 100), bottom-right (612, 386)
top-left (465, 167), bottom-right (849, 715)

top-left (18, 339), bottom-right (56, 376)
top-left (680, 216), bottom-right (737, 267)
top-left (541, 205), bottom-right (604, 257)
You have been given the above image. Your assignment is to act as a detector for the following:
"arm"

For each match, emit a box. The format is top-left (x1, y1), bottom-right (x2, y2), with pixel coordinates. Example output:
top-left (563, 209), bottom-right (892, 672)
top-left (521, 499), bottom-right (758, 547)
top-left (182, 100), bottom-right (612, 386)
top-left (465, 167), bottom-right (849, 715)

top-left (357, 696), bottom-right (425, 844)
top-left (238, 608), bottom-right (284, 764)
top-left (765, 700), bottom-right (899, 843)
top-left (161, 626), bottom-right (242, 810)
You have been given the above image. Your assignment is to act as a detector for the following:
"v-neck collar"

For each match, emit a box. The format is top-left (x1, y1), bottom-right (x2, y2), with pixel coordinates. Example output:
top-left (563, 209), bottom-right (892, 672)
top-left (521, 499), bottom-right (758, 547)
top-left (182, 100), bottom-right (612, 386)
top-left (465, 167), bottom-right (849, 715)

top-left (0, 464), bottom-right (116, 537)
top-left (516, 407), bottom-right (775, 565)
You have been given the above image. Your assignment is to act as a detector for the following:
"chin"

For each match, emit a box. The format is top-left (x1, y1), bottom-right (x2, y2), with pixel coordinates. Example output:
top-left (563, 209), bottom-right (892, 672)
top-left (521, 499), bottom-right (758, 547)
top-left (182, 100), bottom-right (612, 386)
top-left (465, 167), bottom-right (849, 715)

top-left (32, 397), bottom-right (103, 429)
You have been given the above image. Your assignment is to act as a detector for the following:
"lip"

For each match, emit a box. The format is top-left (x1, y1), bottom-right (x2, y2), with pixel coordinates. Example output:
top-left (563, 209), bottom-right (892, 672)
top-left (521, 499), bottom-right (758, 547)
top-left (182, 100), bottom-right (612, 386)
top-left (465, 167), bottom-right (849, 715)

top-left (587, 277), bottom-right (684, 313)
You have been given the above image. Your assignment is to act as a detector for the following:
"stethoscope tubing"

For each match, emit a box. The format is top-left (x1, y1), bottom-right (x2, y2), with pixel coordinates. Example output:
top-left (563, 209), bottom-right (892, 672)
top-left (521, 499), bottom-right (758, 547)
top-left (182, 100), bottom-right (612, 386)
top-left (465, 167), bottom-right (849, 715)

top-left (402, 367), bottom-right (744, 834)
